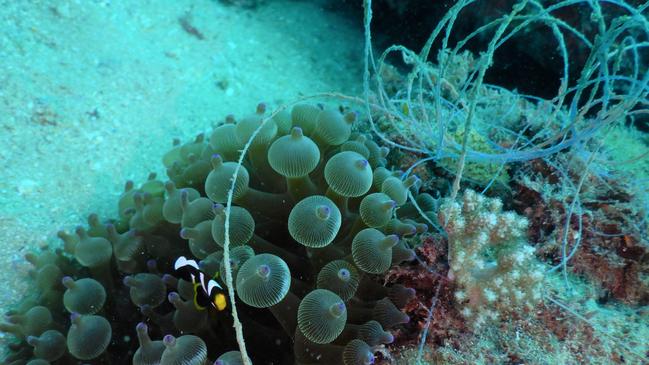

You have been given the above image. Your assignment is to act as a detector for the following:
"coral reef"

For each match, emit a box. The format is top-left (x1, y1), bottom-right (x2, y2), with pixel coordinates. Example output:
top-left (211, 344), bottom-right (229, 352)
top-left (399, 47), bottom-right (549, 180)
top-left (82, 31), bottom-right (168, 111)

top-left (1, 103), bottom-right (426, 364)
top-left (356, 0), bottom-right (649, 360)
top-left (4, 0), bottom-right (649, 364)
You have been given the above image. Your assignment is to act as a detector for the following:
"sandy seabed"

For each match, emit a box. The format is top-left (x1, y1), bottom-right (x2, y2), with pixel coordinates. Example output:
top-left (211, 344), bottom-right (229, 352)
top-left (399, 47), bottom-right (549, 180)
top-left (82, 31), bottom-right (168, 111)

top-left (0, 0), bottom-right (363, 340)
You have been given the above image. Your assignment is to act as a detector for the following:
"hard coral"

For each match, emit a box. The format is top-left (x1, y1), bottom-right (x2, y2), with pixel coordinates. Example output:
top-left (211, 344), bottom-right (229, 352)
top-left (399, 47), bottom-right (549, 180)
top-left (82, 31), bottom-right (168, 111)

top-left (2, 102), bottom-right (425, 364)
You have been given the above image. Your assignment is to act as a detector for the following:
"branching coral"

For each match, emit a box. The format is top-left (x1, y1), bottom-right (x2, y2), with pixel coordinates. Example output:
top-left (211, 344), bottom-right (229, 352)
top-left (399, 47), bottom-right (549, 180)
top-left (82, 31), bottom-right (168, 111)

top-left (439, 189), bottom-right (544, 326)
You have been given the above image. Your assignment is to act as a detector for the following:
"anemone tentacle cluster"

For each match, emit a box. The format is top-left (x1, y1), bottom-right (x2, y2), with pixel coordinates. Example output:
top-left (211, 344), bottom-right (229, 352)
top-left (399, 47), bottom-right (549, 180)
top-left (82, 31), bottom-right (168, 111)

top-left (1, 103), bottom-right (430, 364)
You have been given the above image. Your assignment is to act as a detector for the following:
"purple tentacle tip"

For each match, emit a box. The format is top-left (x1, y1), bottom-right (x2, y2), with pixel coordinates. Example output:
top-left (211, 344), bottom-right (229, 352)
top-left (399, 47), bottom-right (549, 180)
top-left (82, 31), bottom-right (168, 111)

top-left (168, 292), bottom-right (180, 303)
top-left (163, 334), bottom-right (176, 347)
top-left (69, 312), bottom-right (81, 323)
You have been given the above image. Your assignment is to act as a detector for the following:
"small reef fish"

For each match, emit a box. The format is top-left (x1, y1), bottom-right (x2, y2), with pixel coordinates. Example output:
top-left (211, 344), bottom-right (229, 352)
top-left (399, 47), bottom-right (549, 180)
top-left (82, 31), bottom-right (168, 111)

top-left (173, 256), bottom-right (227, 311)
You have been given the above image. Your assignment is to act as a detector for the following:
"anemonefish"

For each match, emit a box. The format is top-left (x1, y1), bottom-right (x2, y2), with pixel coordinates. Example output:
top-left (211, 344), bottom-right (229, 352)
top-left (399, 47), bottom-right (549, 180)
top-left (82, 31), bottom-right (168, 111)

top-left (173, 256), bottom-right (227, 312)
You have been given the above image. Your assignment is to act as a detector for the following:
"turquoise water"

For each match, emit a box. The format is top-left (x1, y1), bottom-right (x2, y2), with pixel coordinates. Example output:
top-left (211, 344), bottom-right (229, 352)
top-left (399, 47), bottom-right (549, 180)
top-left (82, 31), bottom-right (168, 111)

top-left (1, 1), bottom-right (648, 364)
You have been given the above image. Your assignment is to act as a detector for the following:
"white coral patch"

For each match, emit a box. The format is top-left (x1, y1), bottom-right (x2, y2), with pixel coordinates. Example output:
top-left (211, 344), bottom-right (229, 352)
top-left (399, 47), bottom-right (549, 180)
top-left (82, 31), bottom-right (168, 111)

top-left (461, 307), bottom-right (473, 318)
top-left (522, 245), bottom-right (535, 255)
top-left (513, 251), bottom-right (526, 264)
top-left (477, 232), bottom-right (488, 245)
top-left (455, 217), bottom-right (466, 230)
top-left (455, 290), bottom-right (467, 301)
top-left (489, 199), bottom-right (503, 212)
top-left (510, 270), bottom-right (521, 280)
top-left (455, 251), bottom-right (466, 264)
top-left (483, 288), bottom-right (497, 302)
top-left (517, 217), bottom-right (529, 229)
top-left (486, 213), bottom-right (497, 228)
top-left (476, 194), bottom-right (485, 205)
top-left (513, 289), bottom-right (525, 302)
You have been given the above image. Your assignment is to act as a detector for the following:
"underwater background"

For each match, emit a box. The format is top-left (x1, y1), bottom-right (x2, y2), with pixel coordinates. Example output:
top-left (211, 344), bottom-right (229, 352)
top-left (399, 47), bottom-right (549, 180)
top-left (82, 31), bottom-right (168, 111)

top-left (1, 0), bottom-right (648, 364)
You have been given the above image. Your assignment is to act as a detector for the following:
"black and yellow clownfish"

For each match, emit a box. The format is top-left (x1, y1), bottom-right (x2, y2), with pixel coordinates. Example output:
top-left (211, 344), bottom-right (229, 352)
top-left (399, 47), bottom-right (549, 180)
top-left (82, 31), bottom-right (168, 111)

top-left (173, 256), bottom-right (227, 312)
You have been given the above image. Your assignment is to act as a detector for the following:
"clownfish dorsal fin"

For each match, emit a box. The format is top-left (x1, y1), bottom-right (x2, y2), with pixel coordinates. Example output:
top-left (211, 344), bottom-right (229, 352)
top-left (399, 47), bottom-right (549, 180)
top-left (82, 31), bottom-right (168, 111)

top-left (174, 256), bottom-right (199, 271)
top-left (198, 272), bottom-right (209, 294)
top-left (207, 279), bottom-right (223, 294)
